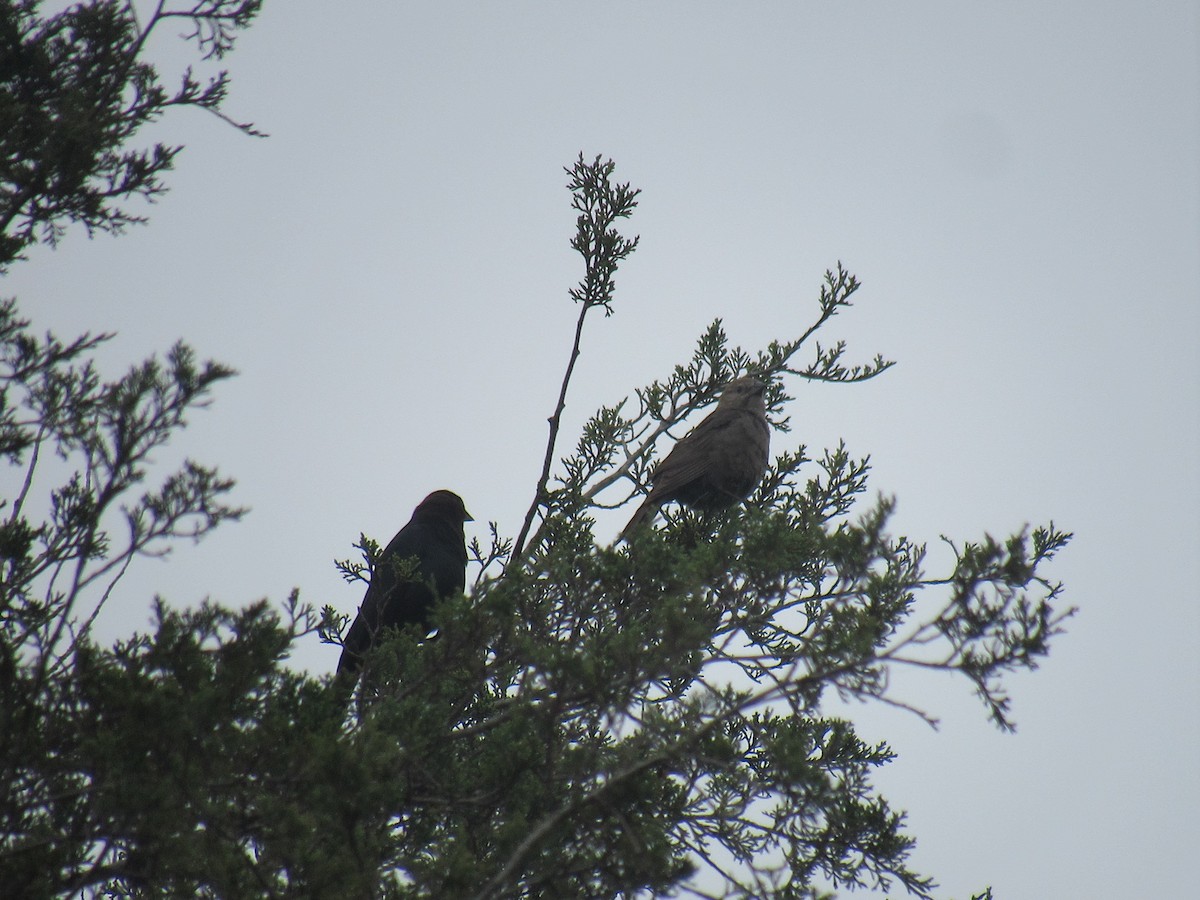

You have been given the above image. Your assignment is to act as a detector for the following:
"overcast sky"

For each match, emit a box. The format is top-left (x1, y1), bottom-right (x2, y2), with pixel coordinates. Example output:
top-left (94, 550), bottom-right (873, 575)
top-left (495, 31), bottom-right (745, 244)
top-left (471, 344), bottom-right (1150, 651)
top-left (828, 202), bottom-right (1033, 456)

top-left (6, 2), bottom-right (1198, 897)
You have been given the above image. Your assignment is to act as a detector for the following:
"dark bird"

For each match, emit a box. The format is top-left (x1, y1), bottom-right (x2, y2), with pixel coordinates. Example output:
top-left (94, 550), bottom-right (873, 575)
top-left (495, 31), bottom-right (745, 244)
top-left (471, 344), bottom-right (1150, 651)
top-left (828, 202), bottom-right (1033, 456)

top-left (619, 375), bottom-right (770, 541)
top-left (336, 489), bottom-right (472, 681)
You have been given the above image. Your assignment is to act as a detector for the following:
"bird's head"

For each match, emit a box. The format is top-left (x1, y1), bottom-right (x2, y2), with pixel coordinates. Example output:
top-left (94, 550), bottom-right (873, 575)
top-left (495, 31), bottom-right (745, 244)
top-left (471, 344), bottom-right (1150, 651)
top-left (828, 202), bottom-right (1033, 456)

top-left (416, 490), bottom-right (474, 523)
top-left (716, 375), bottom-right (769, 412)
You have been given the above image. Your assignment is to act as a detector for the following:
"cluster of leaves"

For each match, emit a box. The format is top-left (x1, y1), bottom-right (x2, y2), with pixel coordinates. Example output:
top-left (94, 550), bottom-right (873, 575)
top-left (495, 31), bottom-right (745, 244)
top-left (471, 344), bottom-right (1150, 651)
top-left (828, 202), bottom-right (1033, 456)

top-left (0, 4), bottom-right (1074, 893)
top-left (0, 0), bottom-right (264, 269)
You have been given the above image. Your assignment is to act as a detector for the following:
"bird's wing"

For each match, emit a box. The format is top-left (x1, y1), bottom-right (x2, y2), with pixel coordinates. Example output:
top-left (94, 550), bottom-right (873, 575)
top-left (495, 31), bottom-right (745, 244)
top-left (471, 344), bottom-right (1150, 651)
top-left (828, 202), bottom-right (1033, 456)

top-left (338, 567), bottom-right (413, 673)
top-left (649, 408), bottom-right (746, 497)
top-left (336, 521), bottom-right (434, 676)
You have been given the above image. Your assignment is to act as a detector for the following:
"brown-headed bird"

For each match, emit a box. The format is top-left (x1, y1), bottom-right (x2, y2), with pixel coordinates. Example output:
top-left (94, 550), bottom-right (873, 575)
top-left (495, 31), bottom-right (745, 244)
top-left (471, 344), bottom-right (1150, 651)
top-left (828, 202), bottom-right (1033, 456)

top-left (336, 489), bottom-right (472, 681)
top-left (619, 375), bottom-right (770, 541)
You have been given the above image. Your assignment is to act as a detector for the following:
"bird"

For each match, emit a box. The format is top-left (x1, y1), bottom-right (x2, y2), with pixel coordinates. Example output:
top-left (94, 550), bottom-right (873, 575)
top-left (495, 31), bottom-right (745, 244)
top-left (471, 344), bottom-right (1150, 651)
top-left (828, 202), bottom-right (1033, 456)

top-left (619, 375), bottom-right (770, 541)
top-left (336, 489), bottom-right (472, 682)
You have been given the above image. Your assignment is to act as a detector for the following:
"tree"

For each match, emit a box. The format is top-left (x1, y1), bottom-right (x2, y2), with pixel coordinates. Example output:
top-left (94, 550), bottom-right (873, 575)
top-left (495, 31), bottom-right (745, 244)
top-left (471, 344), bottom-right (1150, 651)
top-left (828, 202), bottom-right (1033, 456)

top-left (0, 6), bottom-right (1073, 894)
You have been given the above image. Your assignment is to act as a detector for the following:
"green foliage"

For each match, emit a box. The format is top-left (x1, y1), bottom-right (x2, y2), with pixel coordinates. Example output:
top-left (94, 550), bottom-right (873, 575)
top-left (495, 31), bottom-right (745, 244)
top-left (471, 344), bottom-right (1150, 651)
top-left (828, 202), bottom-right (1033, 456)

top-left (0, 18), bottom-right (1073, 893)
top-left (0, 298), bottom-right (244, 663)
top-left (0, 0), bottom-right (264, 269)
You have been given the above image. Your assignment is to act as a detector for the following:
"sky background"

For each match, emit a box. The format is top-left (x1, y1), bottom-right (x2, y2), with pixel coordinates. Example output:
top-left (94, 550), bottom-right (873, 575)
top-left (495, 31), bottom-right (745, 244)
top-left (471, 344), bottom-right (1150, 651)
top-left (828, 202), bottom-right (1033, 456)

top-left (5, 2), bottom-right (1198, 897)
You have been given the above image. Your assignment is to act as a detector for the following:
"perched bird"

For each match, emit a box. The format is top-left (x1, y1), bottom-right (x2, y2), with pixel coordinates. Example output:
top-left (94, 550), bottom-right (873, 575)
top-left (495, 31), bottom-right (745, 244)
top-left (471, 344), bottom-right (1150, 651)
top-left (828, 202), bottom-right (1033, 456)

top-left (619, 375), bottom-right (770, 541)
top-left (336, 490), bottom-right (472, 681)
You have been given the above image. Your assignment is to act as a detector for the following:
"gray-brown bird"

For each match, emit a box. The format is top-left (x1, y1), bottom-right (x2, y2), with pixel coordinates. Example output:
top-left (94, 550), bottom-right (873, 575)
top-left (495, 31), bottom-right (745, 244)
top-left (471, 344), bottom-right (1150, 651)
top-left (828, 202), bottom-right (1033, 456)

top-left (619, 375), bottom-right (770, 541)
top-left (337, 490), bottom-right (472, 681)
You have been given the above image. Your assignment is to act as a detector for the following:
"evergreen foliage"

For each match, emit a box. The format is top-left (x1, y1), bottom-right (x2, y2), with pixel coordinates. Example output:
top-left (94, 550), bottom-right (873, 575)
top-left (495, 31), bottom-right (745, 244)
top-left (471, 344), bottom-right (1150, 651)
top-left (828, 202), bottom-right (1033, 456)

top-left (0, 0), bottom-right (263, 269)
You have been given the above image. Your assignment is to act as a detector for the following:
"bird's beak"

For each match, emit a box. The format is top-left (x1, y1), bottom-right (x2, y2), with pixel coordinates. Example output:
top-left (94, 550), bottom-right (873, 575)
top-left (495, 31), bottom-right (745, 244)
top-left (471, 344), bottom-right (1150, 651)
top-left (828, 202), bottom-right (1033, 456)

top-left (464, 509), bottom-right (475, 523)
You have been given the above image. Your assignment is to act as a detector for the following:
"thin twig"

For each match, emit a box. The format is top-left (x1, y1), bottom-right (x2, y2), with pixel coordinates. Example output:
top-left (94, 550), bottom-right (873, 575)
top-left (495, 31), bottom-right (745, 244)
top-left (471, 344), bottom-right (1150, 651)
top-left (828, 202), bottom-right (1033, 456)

top-left (511, 299), bottom-right (595, 559)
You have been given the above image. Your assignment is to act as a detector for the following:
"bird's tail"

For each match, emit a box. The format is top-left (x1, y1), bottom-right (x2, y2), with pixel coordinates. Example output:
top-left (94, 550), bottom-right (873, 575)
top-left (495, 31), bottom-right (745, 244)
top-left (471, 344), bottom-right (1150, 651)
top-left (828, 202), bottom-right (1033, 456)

top-left (617, 496), bottom-right (660, 543)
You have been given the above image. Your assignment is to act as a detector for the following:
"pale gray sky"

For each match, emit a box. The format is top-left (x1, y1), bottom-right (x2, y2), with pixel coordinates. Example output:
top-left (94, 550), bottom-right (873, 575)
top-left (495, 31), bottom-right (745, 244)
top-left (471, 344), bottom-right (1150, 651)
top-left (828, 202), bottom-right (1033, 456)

top-left (7, 2), bottom-right (1198, 897)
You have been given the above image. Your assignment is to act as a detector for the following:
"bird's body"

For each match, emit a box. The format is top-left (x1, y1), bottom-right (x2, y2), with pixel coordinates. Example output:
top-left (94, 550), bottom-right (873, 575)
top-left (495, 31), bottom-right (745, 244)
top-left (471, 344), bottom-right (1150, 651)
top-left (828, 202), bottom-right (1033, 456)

top-left (619, 375), bottom-right (770, 540)
top-left (337, 490), bottom-right (471, 680)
